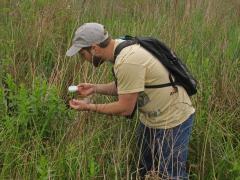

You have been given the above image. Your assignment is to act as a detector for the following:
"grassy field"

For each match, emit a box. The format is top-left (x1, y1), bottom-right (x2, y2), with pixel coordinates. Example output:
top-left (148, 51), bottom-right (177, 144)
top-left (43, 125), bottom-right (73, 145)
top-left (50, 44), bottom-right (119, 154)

top-left (0, 0), bottom-right (240, 179)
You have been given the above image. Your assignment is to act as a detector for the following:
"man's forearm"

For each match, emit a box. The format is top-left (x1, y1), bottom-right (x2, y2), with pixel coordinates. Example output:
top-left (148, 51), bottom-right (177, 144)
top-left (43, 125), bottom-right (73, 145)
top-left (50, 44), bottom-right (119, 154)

top-left (70, 92), bottom-right (138, 116)
top-left (87, 102), bottom-right (132, 116)
top-left (95, 82), bottom-right (117, 96)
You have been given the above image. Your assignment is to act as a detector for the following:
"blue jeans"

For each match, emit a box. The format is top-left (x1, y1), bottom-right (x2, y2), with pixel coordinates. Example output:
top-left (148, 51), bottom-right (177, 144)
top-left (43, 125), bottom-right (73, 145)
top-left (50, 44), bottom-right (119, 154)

top-left (137, 114), bottom-right (194, 179)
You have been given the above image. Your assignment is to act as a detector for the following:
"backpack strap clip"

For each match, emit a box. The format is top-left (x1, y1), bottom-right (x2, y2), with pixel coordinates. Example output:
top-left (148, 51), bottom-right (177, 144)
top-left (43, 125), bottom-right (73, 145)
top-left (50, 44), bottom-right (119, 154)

top-left (169, 74), bottom-right (178, 95)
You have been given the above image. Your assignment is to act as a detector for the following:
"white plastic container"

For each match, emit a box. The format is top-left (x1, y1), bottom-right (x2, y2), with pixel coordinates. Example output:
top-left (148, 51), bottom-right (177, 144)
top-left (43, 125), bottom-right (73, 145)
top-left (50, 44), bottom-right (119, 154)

top-left (68, 86), bottom-right (78, 93)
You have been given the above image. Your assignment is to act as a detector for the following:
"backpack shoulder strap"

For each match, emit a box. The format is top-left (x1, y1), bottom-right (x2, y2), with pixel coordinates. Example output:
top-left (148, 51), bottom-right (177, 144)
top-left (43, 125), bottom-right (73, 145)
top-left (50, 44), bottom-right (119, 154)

top-left (113, 39), bottom-right (137, 63)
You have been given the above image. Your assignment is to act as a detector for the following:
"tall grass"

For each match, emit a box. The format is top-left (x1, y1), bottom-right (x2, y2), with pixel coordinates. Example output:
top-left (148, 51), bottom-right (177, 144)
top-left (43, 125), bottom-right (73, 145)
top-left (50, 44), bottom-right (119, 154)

top-left (0, 0), bottom-right (240, 179)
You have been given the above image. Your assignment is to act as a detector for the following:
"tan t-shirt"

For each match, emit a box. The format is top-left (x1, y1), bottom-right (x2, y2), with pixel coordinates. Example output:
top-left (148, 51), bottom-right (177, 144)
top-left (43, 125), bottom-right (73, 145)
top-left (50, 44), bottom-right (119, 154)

top-left (113, 39), bottom-right (195, 129)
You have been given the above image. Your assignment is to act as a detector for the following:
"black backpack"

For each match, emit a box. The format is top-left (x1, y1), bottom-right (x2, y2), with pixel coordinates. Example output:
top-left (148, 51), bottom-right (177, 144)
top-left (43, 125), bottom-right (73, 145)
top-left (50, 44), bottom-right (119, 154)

top-left (113, 35), bottom-right (197, 96)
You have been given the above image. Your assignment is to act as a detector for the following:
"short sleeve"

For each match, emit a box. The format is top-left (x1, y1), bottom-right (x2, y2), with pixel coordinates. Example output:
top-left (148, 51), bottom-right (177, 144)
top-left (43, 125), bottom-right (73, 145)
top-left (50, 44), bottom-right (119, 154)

top-left (115, 63), bottom-right (146, 94)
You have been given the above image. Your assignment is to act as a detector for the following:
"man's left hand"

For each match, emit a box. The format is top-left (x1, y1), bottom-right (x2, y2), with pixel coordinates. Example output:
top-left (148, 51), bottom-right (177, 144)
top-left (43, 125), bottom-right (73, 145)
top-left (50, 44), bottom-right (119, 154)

top-left (69, 99), bottom-right (90, 111)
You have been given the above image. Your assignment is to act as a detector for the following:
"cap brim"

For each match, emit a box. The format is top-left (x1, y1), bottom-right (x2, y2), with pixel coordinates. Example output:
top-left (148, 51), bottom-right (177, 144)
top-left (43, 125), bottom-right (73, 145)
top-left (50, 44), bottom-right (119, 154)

top-left (66, 45), bottom-right (82, 57)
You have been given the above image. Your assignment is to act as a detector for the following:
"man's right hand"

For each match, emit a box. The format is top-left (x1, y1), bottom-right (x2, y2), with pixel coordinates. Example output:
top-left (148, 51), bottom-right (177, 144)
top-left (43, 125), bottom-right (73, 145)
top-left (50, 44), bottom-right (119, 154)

top-left (77, 83), bottom-right (96, 96)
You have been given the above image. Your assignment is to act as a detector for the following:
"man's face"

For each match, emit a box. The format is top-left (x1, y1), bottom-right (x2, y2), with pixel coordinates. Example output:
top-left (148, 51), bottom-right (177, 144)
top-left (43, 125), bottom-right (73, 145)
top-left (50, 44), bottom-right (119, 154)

top-left (78, 47), bottom-right (104, 67)
top-left (79, 49), bottom-right (92, 62)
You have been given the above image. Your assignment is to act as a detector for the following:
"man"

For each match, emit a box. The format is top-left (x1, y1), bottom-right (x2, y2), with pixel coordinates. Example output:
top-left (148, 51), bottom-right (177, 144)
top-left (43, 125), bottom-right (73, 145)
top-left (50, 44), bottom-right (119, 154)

top-left (66, 22), bottom-right (195, 179)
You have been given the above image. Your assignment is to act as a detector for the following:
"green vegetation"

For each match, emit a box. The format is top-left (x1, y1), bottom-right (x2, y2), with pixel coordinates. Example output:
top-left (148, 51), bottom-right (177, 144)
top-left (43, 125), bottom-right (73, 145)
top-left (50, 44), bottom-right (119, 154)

top-left (0, 0), bottom-right (239, 179)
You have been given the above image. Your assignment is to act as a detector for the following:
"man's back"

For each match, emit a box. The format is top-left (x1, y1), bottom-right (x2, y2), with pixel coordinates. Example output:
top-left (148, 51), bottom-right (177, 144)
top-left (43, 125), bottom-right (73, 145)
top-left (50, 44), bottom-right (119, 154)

top-left (113, 39), bottom-right (195, 128)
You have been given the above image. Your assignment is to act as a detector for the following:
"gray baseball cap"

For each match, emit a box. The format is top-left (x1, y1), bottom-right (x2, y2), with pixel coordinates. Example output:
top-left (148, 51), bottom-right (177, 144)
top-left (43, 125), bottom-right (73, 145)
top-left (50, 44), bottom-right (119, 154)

top-left (66, 22), bottom-right (109, 57)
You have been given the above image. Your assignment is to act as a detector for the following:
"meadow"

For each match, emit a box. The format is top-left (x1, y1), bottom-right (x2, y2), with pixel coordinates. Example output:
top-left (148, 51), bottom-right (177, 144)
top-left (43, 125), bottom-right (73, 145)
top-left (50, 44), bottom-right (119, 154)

top-left (0, 0), bottom-right (240, 179)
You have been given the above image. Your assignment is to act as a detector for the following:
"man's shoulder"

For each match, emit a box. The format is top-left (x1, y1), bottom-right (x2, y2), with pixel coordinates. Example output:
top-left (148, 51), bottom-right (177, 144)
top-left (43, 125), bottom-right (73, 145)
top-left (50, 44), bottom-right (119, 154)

top-left (115, 43), bottom-right (151, 66)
